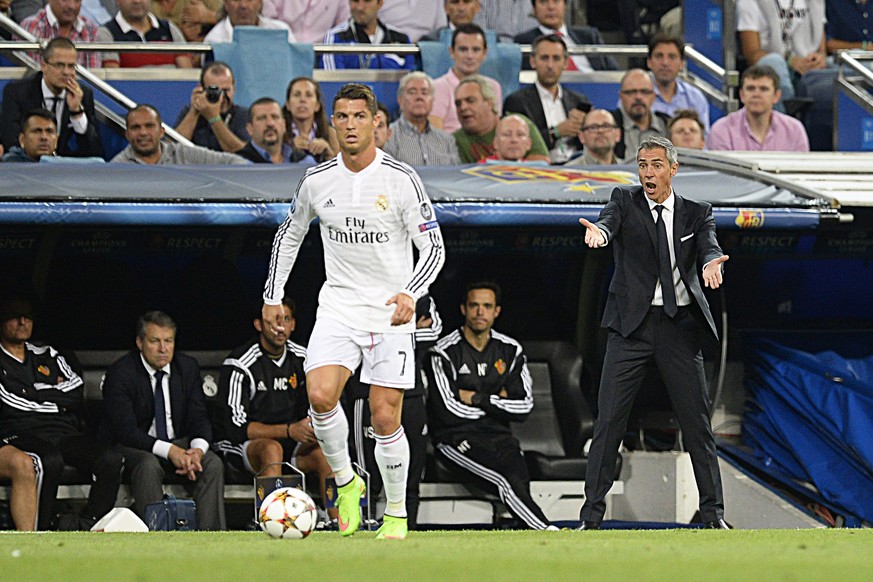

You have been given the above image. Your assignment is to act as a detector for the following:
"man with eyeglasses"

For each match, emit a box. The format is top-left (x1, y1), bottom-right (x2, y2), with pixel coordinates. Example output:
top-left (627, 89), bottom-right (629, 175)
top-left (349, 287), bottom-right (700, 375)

top-left (384, 72), bottom-right (460, 166)
top-left (0, 37), bottom-right (102, 158)
top-left (565, 109), bottom-right (622, 166)
top-left (173, 61), bottom-right (250, 153)
top-left (612, 68), bottom-right (669, 161)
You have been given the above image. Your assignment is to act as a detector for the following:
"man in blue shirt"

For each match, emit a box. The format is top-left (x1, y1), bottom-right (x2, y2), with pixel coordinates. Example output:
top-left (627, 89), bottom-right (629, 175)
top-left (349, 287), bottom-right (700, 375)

top-left (647, 33), bottom-right (710, 131)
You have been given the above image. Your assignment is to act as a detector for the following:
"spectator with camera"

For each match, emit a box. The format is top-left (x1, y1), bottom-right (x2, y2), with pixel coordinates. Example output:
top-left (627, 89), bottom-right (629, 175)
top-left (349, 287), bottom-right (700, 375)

top-left (173, 62), bottom-right (250, 153)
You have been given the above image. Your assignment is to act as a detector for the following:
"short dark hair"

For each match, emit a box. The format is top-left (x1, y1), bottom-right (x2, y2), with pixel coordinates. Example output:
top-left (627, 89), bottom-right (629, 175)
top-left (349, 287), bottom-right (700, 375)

top-left (258, 298), bottom-right (296, 320)
top-left (21, 108), bottom-right (57, 131)
top-left (200, 61), bottom-right (234, 86)
top-left (332, 83), bottom-right (378, 116)
top-left (741, 64), bottom-right (781, 91)
top-left (42, 37), bottom-right (76, 62)
top-left (668, 109), bottom-right (704, 135)
top-left (376, 101), bottom-right (391, 125)
top-left (452, 22), bottom-right (487, 49)
top-left (126, 104), bottom-right (162, 126)
top-left (136, 311), bottom-right (176, 339)
top-left (248, 97), bottom-right (281, 123)
top-left (464, 281), bottom-right (502, 306)
top-left (531, 33), bottom-right (567, 56)
top-left (647, 32), bottom-right (684, 60)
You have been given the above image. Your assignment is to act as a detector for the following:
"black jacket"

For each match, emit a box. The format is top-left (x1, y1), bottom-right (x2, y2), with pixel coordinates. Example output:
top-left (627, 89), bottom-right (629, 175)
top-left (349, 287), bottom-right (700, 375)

top-left (513, 26), bottom-right (618, 71)
top-left (503, 83), bottom-right (590, 152)
top-left (101, 350), bottom-right (212, 451)
top-left (0, 73), bottom-right (102, 158)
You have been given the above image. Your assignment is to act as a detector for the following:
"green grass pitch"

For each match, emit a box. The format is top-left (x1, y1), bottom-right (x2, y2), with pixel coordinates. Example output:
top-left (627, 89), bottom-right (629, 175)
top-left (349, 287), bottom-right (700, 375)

top-left (1, 529), bottom-right (870, 581)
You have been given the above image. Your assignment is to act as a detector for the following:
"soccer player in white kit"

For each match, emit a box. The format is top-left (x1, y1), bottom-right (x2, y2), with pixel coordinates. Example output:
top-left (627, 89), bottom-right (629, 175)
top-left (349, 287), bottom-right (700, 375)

top-left (263, 83), bottom-right (445, 540)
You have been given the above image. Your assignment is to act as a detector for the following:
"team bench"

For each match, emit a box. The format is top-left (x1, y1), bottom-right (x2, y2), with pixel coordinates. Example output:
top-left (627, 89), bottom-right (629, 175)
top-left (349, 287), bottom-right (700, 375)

top-left (0, 342), bottom-right (623, 527)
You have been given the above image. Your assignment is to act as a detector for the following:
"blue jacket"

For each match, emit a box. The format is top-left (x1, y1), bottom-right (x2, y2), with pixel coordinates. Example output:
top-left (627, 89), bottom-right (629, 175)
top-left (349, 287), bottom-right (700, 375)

top-left (321, 18), bottom-right (414, 70)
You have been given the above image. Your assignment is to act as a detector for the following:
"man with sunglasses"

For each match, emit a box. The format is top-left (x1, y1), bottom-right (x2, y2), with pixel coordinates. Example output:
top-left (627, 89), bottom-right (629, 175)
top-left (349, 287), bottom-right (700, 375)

top-left (0, 37), bottom-right (102, 158)
top-left (611, 68), bottom-right (670, 161)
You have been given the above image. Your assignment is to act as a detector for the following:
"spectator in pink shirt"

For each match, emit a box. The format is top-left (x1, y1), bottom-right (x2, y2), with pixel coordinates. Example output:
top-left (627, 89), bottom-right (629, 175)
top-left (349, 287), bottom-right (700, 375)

top-left (431, 23), bottom-right (501, 133)
top-left (262, 0), bottom-right (350, 43)
top-left (707, 65), bottom-right (809, 152)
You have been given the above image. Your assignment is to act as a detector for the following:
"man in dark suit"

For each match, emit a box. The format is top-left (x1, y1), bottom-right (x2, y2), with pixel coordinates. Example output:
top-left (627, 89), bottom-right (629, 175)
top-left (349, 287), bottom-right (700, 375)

top-left (503, 34), bottom-right (590, 164)
top-left (0, 37), bottom-right (102, 158)
top-left (513, 0), bottom-right (617, 71)
top-left (101, 311), bottom-right (225, 530)
top-left (577, 135), bottom-right (731, 530)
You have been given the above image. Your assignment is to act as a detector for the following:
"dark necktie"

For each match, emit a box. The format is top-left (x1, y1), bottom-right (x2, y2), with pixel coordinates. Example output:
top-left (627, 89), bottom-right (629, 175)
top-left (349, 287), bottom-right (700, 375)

top-left (655, 205), bottom-right (678, 317)
top-left (153, 370), bottom-right (169, 441)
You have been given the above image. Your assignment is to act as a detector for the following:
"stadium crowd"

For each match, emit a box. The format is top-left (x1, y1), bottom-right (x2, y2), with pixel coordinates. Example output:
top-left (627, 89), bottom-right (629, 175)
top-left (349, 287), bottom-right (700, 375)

top-left (0, 0), bottom-right (831, 164)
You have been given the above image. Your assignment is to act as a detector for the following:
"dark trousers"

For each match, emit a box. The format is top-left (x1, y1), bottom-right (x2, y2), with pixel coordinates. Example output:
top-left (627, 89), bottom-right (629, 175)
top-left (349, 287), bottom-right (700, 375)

top-left (349, 391), bottom-right (428, 529)
top-left (120, 438), bottom-right (226, 530)
top-left (436, 432), bottom-right (551, 530)
top-left (580, 307), bottom-right (725, 523)
top-left (13, 433), bottom-right (123, 530)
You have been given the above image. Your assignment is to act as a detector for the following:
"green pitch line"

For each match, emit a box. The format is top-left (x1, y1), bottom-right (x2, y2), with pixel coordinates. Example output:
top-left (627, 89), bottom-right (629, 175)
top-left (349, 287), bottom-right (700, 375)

top-left (0, 529), bottom-right (870, 581)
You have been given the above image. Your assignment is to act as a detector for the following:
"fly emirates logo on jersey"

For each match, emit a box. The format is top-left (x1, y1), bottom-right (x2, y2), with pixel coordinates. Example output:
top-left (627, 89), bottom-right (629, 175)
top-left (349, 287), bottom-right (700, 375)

top-left (327, 216), bottom-right (391, 244)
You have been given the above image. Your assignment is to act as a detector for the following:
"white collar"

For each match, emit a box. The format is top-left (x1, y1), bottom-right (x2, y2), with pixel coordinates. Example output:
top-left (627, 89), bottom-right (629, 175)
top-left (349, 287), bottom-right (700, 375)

top-left (645, 189), bottom-right (676, 212)
top-left (114, 11), bottom-right (160, 34)
top-left (534, 79), bottom-right (562, 102)
top-left (46, 3), bottom-right (86, 32)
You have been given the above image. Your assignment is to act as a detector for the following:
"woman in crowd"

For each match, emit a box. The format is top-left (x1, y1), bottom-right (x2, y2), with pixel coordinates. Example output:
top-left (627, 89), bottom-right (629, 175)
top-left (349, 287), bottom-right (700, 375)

top-left (283, 77), bottom-right (339, 165)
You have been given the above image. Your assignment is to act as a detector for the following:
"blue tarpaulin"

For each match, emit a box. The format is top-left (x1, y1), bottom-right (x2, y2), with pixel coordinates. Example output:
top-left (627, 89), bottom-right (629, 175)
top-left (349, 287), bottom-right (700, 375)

top-left (743, 332), bottom-right (873, 524)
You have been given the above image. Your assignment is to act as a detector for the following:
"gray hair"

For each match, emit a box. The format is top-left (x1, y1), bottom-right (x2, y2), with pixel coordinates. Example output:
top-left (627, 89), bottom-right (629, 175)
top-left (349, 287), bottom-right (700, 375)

top-left (638, 135), bottom-right (678, 166)
top-left (397, 71), bottom-right (435, 99)
top-left (136, 311), bottom-right (177, 339)
top-left (456, 74), bottom-right (498, 115)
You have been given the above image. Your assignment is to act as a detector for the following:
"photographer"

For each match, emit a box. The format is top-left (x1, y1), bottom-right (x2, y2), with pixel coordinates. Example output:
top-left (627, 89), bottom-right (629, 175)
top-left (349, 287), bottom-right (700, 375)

top-left (173, 62), bottom-right (249, 152)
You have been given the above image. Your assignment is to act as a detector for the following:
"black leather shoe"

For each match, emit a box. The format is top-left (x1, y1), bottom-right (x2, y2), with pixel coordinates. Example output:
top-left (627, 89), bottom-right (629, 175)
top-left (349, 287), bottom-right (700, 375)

top-left (576, 520), bottom-right (601, 531)
top-left (702, 519), bottom-right (732, 529)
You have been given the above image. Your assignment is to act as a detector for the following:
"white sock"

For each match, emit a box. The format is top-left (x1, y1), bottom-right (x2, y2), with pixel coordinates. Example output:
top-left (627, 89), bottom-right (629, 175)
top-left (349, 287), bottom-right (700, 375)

top-left (374, 426), bottom-right (409, 518)
top-left (309, 405), bottom-right (354, 486)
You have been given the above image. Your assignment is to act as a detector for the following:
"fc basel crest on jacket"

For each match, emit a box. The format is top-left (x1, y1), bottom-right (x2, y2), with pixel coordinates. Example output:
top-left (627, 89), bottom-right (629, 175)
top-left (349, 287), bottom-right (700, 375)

top-left (288, 373), bottom-right (298, 389)
top-left (494, 359), bottom-right (506, 375)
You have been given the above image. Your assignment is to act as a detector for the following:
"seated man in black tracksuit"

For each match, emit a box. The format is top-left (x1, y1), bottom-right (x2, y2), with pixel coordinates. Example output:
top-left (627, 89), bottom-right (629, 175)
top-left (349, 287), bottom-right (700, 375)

top-left (424, 281), bottom-right (556, 531)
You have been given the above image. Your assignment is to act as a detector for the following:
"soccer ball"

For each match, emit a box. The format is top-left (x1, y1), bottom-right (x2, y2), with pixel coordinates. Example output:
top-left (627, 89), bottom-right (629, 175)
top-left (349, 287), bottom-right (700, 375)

top-left (258, 487), bottom-right (318, 539)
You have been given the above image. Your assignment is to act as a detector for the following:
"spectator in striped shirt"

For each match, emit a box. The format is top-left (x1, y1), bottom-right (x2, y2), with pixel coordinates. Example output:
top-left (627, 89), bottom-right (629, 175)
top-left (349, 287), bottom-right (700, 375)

top-left (384, 71), bottom-right (460, 166)
top-left (20, 0), bottom-right (102, 68)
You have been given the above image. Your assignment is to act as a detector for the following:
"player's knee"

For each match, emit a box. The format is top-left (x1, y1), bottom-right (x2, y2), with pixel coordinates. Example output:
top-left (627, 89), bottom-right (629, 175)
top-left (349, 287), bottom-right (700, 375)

top-left (306, 386), bottom-right (338, 413)
top-left (10, 451), bottom-right (36, 485)
top-left (369, 406), bottom-right (401, 435)
top-left (260, 439), bottom-right (284, 464)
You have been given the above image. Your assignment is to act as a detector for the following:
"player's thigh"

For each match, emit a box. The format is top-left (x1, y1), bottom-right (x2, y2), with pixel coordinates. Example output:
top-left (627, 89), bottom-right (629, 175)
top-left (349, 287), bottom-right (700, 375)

top-left (362, 331), bottom-right (415, 389)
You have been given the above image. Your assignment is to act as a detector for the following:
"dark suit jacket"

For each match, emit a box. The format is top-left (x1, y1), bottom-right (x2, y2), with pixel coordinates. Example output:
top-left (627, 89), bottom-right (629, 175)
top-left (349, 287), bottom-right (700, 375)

top-left (514, 26), bottom-right (618, 71)
top-left (595, 186), bottom-right (722, 339)
top-left (503, 83), bottom-right (590, 151)
top-left (0, 73), bottom-right (103, 158)
top-left (100, 350), bottom-right (212, 452)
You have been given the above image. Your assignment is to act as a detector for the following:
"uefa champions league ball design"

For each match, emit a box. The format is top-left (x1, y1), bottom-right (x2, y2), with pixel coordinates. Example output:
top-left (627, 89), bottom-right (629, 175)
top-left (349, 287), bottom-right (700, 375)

top-left (258, 487), bottom-right (318, 539)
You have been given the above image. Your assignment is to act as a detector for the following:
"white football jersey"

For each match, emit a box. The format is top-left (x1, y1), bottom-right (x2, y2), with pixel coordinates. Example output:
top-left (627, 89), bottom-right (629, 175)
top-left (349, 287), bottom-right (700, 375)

top-left (264, 149), bottom-right (445, 334)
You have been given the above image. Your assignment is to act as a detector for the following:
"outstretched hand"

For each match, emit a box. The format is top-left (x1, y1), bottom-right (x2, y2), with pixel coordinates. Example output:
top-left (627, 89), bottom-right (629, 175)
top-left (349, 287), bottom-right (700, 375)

top-left (579, 218), bottom-right (606, 248)
top-left (703, 255), bottom-right (729, 289)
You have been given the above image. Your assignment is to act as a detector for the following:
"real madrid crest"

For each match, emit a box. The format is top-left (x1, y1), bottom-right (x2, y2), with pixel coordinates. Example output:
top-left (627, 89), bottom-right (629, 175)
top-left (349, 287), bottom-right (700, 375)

top-left (202, 374), bottom-right (218, 397)
top-left (375, 195), bottom-right (389, 211)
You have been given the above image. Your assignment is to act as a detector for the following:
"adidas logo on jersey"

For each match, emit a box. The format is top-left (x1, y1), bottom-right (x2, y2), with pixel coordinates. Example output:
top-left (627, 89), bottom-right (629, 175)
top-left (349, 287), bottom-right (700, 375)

top-left (458, 363), bottom-right (471, 374)
top-left (323, 199), bottom-right (335, 208)
top-left (256, 381), bottom-right (268, 392)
